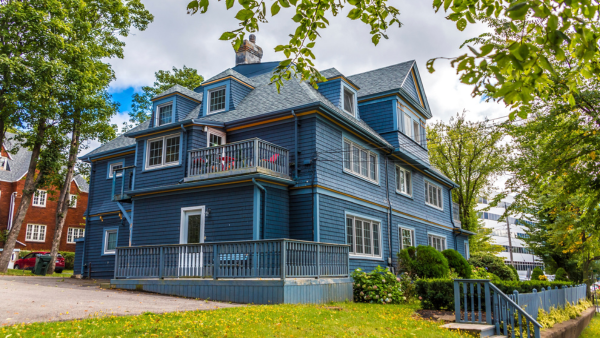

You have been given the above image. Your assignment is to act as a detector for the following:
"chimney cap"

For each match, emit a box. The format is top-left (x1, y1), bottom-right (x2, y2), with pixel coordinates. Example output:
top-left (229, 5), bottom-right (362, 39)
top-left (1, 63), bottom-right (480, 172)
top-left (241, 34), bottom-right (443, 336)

top-left (249, 34), bottom-right (256, 43)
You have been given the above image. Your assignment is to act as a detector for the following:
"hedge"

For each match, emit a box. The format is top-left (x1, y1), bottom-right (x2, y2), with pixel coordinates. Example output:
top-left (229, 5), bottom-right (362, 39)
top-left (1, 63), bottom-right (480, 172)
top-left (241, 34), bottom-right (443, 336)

top-left (18, 250), bottom-right (75, 270)
top-left (415, 279), bottom-right (574, 310)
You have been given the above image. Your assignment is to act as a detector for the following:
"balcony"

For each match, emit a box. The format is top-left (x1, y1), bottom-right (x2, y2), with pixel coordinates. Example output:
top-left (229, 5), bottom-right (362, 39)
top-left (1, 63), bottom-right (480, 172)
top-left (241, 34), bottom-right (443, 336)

top-left (186, 138), bottom-right (290, 182)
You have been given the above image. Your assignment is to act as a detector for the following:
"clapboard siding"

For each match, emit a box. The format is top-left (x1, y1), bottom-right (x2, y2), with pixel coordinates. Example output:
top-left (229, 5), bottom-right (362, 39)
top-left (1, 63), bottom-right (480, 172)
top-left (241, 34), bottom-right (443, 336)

top-left (74, 239), bottom-right (84, 275)
top-left (394, 214), bottom-right (456, 260)
top-left (317, 79), bottom-right (342, 109)
top-left (134, 132), bottom-right (185, 190)
top-left (230, 80), bottom-right (252, 109)
top-left (89, 154), bottom-right (135, 215)
top-left (264, 187), bottom-right (289, 239)
top-left (176, 96), bottom-right (199, 121)
top-left (84, 216), bottom-right (128, 279)
top-left (402, 71), bottom-right (421, 104)
top-left (289, 193), bottom-right (313, 241)
top-left (131, 185), bottom-right (255, 246)
top-left (358, 100), bottom-right (395, 134)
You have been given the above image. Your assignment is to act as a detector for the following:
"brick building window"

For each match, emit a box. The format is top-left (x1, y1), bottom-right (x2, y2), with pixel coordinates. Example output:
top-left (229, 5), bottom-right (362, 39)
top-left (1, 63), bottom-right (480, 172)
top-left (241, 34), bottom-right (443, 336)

top-left (32, 190), bottom-right (47, 207)
top-left (26, 224), bottom-right (46, 242)
top-left (67, 228), bottom-right (85, 243)
top-left (69, 194), bottom-right (77, 208)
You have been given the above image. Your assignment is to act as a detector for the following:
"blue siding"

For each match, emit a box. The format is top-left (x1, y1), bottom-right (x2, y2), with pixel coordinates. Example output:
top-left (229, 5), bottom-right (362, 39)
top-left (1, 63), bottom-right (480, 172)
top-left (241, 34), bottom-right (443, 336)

top-left (402, 71), bottom-right (422, 105)
top-left (264, 186), bottom-right (289, 239)
top-left (230, 80), bottom-right (252, 110)
top-left (317, 79), bottom-right (342, 109)
top-left (289, 193), bottom-right (313, 241)
top-left (134, 131), bottom-right (185, 191)
top-left (358, 99), bottom-right (395, 134)
top-left (176, 96), bottom-right (199, 121)
top-left (89, 154), bottom-right (135, 215)
top-left (83, 216), bottom-right (129, 279)
top-left (74, 239), bottom-right (84, 275)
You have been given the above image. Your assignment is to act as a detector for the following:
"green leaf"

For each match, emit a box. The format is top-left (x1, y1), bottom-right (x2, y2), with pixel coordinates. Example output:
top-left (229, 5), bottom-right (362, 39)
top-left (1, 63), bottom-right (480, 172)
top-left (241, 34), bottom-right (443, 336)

top-left (548, 15), bottom-right (558, 31)
top-left (306, 42), bottom-right (315, 48)
top-left (219, 32), bottom-right (236, 40)
top-left (567, 93), bottom-right (576, 106)
top-left (235, 8), bottom-right (254, 21)
top-left (372, 34), bottom-right (381, 46)
top-left (225, 0), bottom-right (234, 9)
top-left (480, 44), bottom-right (495, 56)
top-left (443, 0), bottom-right (452, 12)
top-left (348, 8), bottom-right (362, 20)
top-left (198, 0), bottom-right (209, 13)
top-left (292, 14), bottom-right (303, 22)
top-left (465, 11), bottom-right (476, 24)
top-left (556, 30), bottom-right (571, 43)
top-left (468, 46), bottom-right (480, 56)
top-left (456, 18), bottom-right (467, 31)
top-left (279, 0), bottom-right (290, 8)
top-left (271, 2), bottom-right (280, 16)
top-left (426, 58), bottom-right (436, 73)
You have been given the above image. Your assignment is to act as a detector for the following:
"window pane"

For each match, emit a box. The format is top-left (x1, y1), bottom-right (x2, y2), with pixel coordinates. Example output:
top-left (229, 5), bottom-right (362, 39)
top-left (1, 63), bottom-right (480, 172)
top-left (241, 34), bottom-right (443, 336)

top-left (67, 228), bottom-right (73, 243)
top-left (26, 225), bottom-right (32, 240)
top-left (437, 188), bottom-right (443, 208)
top-left (209, 134), bottom-right (223, 147)
top-left (148, 140), bottom-right (163, 166)
top-left (187, 215), bottom-right (201, 244)
top-left (352, 146), bottom-right (360, 173)
top-left (402, 229), bottom-right (412, 248)
top-left (343, 89), bottom-right (354, 114)
top-left (363, 221), bottom-right (371, 255)
top-left (360, 151), bottom-right (367, 176)
top-left (404, 114), bottom-right (412, 137)
top-left (369, 155), bottom-right (376, 180)
top-left (111, 162), bottom-right (123, 177)
top-left (165, 137), bottom-right (180, 163)
top-left (413, 121), bottom-right (419, 142)
top-left (209, 87), bottom-right (226, 112)
top-left (346, 217), bottom-right (354, 253)
top-left (343, 142), bottom-right (351, 170)
top-left (159, 105), bottom-right (172, 125)
top-left (406, 171), bottom-right (412, 195)
top-left (107, 232), bottom-right (117, 251)
top-left (355, 220), bottom-right (363, 254)
top-left (373, 222), bottom-right (380, 256)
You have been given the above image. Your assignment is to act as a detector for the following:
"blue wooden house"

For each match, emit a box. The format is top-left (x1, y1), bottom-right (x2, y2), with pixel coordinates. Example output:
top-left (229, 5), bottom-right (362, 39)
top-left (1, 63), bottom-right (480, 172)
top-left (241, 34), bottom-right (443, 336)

top-left (75, 36), bottom-right (472, 304)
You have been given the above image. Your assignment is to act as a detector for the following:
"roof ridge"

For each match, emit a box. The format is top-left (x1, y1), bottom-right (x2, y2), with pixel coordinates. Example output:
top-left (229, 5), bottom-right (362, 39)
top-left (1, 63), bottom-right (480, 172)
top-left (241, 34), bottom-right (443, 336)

top-left (347, 60), bottom-right (415, 78)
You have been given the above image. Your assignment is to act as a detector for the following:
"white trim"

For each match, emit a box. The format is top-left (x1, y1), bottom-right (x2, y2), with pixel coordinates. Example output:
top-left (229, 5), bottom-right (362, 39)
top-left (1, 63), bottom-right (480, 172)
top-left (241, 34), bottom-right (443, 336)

top-left (208, 86), bottom-right (227, 114)
top-left (67, 227), bottom-right (85, 244)
top-left (155, 102), bottom-right (174, 127)
top-left (342, 138), bottom-right (378, 184)
top-left (395, 165), bottom-right (412, 197)
top-left (69, 194), bottom-right (77, 208)
top-left (424, 180), bottom-right (444, 210)
top-left (342, 87), bottom-right (356, 116)
top-left (179, 206), bottom-right (206, 244)
top-left (464, 241), bottom-right (470, 259)
top-left (399, 226), bottom-right (415, 250)
top-left (145, 134), bottom-right (181, 170)
top-left (103, 229), bottom-right (118, 255)
top-left (32, 190), bottom-right (47, 207)
top-left (108, 161), bottom-right (124, 178)
top-left (25, 224), bottom-right (47, 242)
top-left (427, 233), bottom-right (447, 251)
top-left (345, 213), bottom-right (382, 259)
top-left (206, 128), bottom-right (226, 147)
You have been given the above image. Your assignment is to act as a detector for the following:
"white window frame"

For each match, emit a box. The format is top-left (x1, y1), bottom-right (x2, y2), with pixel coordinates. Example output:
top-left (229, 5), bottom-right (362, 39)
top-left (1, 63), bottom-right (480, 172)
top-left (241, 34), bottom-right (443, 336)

top-left (404, 113), bottom-right (412, 138)
top-left (342, 87), bottom-right (356, 116)
top-left (0, 156), bottom-right (7, 170)
top-left (428, 234), bottom-right (447, 251)
top-left (395, 165), bottom-right (412, 197)
top-left (103, 229), bottom-right (118, 255)
top-left (413, 120), bottom-right (420, 143)
top-left (145, 134), bottom-right (180, 170)
top-left (32, 190), bottom-right (47, 207)
top-left (155, 102), bottom-right (174, 127)
top-left (69, 194), bottom-right (77, 208)
top-left (108, 161), bottom-right (124, 178)
top-left (424, 180), bottom-right (444, 210)
top-left (25, 224), bottom-right (47, 242)
top-left (67, 227), bottom-right (85, 244)
top-left (464, 241), bottom-right (470, 259)
top-left (208, 86), bottom-right (227, 114)
top-left (399, 227), bottom-right (415, 250)
top-left (346, 214), bottom-right (382, 259)
top-left (206, 128), bottom-right (226, 147)
top-left (342, 138), bottom-right (378, 184)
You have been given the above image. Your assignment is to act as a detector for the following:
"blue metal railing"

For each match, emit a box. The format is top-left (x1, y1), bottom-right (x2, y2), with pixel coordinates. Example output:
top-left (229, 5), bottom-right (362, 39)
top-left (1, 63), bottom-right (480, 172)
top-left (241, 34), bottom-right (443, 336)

top-left (114, 239), bottom-right (350, 280)
top-left (111, 166), bottom-right (135, 201)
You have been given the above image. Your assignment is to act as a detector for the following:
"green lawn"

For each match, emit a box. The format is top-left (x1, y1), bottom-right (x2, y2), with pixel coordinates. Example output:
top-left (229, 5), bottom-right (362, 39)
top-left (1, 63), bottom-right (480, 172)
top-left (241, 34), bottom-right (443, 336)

top-left (0, 302), bottom-right (473, 337)
top-left (580, 312), bottom-right (600, 338)
top-left (1, 268), bottom-right (73, 277)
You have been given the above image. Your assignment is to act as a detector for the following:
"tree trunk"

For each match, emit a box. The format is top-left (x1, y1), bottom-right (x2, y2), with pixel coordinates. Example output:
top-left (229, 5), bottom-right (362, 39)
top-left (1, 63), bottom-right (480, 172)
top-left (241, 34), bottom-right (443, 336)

top-left (47, 123), bottom-right (80, 274)
top-left (0, 121), bottom-right (47, 272)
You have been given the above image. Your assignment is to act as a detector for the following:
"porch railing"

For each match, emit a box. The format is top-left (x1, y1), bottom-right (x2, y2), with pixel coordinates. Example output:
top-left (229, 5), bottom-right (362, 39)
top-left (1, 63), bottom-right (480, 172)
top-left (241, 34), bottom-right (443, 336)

top-left (187, 138), bottom-right (289, 178)
top-left (114, 239), bottom-right (349, 280)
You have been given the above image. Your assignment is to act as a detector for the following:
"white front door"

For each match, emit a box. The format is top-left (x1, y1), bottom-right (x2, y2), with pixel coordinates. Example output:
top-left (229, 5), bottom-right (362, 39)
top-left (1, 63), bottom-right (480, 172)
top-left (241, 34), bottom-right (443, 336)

top-left (179, 206), bottom-right (205, 276)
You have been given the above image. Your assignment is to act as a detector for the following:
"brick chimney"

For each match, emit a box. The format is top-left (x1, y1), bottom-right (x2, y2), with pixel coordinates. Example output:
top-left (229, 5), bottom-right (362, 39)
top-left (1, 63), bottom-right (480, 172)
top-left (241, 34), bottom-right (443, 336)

top-left (236, 34), bottom-right (263, 65)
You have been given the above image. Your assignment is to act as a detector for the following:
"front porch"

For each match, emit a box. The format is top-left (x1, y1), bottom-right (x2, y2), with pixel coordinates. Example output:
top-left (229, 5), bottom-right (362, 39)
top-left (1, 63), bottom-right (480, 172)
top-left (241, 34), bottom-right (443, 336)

top-left (110, 239), bottom-right (354, 304)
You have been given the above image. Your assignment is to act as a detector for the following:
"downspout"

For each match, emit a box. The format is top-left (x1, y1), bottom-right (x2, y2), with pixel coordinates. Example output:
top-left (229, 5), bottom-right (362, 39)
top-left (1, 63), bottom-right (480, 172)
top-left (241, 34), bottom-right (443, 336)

top-left (384, 155), bottom-right (393, 270)
top-left (83, 158), bottom-right (94, 277)
top-left (252, 178), bottom-right (267, 240)
top-left (7, 192), bottom-right (16, 230)
top-left (449, 186), bottom-right (459, 251)
top-left (291, 110), bottom-right (298, 180)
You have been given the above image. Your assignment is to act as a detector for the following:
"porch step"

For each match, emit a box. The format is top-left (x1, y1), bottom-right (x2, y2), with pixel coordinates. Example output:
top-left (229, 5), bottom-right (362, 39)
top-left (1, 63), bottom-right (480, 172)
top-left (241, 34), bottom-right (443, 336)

top-left (440, 323), bottom-right (497, 337)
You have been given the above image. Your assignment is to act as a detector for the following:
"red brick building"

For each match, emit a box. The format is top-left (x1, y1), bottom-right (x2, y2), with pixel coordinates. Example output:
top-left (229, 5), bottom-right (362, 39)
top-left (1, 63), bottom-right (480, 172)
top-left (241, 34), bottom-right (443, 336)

top-left (0, 133), bottom-right (88, 252)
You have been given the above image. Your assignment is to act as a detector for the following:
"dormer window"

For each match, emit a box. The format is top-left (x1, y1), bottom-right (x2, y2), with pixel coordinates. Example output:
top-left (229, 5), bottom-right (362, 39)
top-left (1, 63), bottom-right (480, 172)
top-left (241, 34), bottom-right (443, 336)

top-left (156, 103), bottom-right (173, 126)
top-left (209, 86), bottom-right (226, 114)
top-left (343, 88), bottom-right (355, 115)
top-left (0, 156), bottom-right (8, 171)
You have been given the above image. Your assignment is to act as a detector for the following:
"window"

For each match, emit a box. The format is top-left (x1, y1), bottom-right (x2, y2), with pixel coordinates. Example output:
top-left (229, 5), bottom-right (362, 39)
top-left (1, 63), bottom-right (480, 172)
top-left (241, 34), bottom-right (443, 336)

top-left (464, 241), bottom-right (470, 259)
top-left (156, 104), bottom-right (173, 126)
top-left (425, 181), bottom-right (443, 210)
top-left (343, 88), bottom-right (355, 115)
top-left (400, 227), bottom-right (415, 250)
top-left (69, 194), bottom-right (77, 208)
top-left (109, 161), bottom-right (123, 178)
top-left (342, 139), bottom-right (378, 183)
top-left (395, 166), bottom-right (412, 196)
top-left (207, 129), bottom-right (226, 147)
top-left (478, 197), bottom-right (488, 204)
top-left (413, 120), bottom-right (420, 143)
top-left (0, 156), bottom-right (8, 170)
top-left (346, 215), bottom-right (381, 258)
top-left (404, 113), bottom-right (412, 138)
top-left (145, 135), bottom-right (180, 169)
top-left (32, 190), bottom-right (47, 207)
top-left (208, 86), bottom-right (226, 113)
top-left (103, 229), bottom-right (118, 255)
top-left (25, 224), bottom-right (46, 242)
top-left (428, 234), bottom-right (446, 251)
top-left (67, 227), bottom-right (85, 243)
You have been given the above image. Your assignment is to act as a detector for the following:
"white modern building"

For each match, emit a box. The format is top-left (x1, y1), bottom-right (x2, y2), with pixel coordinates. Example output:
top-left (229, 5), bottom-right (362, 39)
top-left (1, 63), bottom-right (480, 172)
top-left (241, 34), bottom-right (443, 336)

top-left (477, 194), bottom-right (544, 280)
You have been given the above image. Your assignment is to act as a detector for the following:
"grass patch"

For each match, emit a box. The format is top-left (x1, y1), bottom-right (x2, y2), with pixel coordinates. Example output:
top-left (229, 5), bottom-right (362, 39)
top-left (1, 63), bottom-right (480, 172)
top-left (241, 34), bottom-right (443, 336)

top-left (0, 269), bottom-right (73, 277)
top-left (580, 312), bottom-right (600, 338)
top-left (0, 302), bottom-right (472, 337)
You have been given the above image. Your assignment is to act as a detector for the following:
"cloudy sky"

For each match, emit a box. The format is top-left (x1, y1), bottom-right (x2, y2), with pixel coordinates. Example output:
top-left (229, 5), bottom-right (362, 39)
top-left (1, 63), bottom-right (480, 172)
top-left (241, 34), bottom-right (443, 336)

top-left (83, 0), bottom-right (511, 154)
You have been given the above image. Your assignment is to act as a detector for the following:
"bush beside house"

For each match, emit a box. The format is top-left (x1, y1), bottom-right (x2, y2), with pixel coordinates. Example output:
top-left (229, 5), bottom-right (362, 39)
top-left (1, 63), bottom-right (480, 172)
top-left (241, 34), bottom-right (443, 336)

top-left (398, 245), bottom-right (450, 279)
top-left (468, 253), bottom-right (516, 281)
top-left (442, 249), bottom-right (472, 278)
top-left (351, 266), bottom-right (413, 304)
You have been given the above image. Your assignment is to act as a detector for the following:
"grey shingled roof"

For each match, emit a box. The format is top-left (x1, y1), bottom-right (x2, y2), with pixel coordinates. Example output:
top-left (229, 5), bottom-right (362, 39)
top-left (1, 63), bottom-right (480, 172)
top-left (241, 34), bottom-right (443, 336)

top-left (203, 69), bottom-right (255, 87)
top-left (152, 84), bottom-right (203, 102)
top-left (83, 121), bottom-right (150, 158)
top-left (73, 174), bottom-right (90, 193)
top-left (0, 133), bottom-right (32, 182)
top-left (320, 68), bottom-right (343, 78)
top-left (347, 60), bottom-right (414, 98)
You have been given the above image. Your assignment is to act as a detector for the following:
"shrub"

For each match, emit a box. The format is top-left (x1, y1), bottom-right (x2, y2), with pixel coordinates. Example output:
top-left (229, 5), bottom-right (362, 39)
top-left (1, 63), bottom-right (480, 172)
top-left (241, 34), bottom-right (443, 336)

top-left (468, 253), bottom-right (515, 281)
top-left (509, 265), bottom-right (520, 281)
top-left (537, 299), bottom-right (593, 328)
top-left (531, 267), bottom-right (544, 281)
top-left (351, 266), bottom-right (407, 304)
top-left (442, 249), bottom-right (471, 278)
top-left (398, 245), bottom-right (449, 279)
top-left (554, 268), bottom-right (568, 281)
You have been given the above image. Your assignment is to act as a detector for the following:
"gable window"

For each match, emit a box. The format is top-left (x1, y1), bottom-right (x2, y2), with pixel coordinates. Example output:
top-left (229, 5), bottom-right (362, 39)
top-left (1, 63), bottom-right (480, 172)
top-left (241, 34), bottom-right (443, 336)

top-left (156, 103), bottom-right (173, 126)
top-left (69, 194), bottom-right (77, 208)
top-left (146, 135), bottom-right (180, 169)
top-left (0, 156), bottom-right (8, 171)
top-left (413, 120), bottom-right (420, 143)
top-left (346, 214), bottom-right (381, 258)
top-left (425, 180), bottom-right (443, 210)
top-left (395, 166), bottom-right (412, 196)
top-left (342, 139), bottom-right (378, 183)
top-left (404, 113), bottom-right (412, 138)
top-left (428, 234), bottom-right (446, 251)
top-left (103, 229), bottom-right (118, 255)
top-left (343, 88), bottom-right (355, 115)
top-left (109, 161), bottom-right (123, 178)
top-left (32, 190), bottom-right (47, 207)
top-left (400, 227), bottom-right (415, 250)
top-left (67, 227), bottom-right (85, 243)
top-left (26, 224), bottom-right (46, 242)
top-left (209, 86), bottom-right (226, 114)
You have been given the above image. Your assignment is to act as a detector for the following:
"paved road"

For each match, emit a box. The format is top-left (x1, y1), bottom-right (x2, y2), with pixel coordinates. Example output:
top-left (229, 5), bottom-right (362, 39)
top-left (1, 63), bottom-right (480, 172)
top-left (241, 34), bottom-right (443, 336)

top-left (0, 276), bottom-right (238, 325)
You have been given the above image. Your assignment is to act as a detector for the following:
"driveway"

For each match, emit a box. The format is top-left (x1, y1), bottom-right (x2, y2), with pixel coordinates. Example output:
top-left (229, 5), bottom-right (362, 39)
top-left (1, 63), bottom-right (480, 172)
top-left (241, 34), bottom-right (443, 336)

top-left (0, 276), bottom-right (239, 325)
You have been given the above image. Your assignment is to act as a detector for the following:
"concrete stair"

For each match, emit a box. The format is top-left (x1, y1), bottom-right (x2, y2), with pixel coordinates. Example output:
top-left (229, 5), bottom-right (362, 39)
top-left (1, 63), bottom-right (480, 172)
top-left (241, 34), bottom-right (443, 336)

top-left (440, 323), bottom-right (498, 337)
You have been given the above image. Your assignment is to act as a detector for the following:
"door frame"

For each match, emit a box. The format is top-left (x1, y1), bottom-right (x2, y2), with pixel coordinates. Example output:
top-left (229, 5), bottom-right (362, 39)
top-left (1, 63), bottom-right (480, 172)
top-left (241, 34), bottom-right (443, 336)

top-left (179, 206), bottom-right (206, 244)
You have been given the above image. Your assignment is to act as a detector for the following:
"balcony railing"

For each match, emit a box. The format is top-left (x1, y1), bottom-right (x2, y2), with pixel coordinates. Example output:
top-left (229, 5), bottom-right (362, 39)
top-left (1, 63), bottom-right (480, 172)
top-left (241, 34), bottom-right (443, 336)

top-left (187, 138), bottom-right (290, 180)
top-left (114, 239), bottom-right (350, 279)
